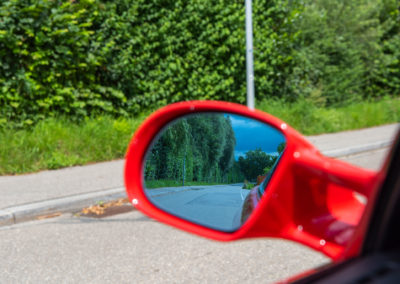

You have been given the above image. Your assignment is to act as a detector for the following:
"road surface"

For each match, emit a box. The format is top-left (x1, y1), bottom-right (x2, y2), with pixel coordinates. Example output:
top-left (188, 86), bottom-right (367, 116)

top-left (146, 184), bottom-right (248, 231)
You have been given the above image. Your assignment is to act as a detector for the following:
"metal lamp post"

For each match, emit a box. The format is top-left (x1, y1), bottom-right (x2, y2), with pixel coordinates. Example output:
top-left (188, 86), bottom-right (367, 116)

top-left (245, 0), bottom-right (255, 110)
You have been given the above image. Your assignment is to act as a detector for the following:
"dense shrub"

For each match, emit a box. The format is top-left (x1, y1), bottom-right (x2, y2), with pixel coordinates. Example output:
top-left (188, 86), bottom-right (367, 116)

top-left (370, 0), bottom-right (400, 98)
top-left (0, 0), bottom-right (127, 127)
top-left (0, 0), bottom-right (399, 128)
top-left (288, 0), bottom-right (400, 106)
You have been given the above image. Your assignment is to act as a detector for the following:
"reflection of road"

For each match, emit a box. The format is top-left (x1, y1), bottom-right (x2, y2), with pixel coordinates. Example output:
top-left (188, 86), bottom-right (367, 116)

top-left (146, 184), bottom-right (250, 232)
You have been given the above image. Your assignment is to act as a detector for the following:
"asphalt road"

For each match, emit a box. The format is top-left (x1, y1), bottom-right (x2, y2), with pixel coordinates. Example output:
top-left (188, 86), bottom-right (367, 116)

top-left (0, 147), bottom-right (391, 283)
top-left (0, 209), bottom-right (329, 284)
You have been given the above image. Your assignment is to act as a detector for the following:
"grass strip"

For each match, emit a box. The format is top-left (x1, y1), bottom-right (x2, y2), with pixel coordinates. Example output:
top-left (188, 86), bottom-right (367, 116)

top-left (0, 114), bottom-right (148, 175)
top-left (0, 97), bottom-right (399, 175)
top-left (257, 96), bottom-right (400, 135)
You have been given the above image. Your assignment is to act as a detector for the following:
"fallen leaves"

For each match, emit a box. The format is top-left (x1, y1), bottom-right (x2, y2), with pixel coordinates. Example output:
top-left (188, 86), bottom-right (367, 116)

top-left (36, 212), bottom-right (62, 220)
top-left (79, 198), bottom-right (133, 218)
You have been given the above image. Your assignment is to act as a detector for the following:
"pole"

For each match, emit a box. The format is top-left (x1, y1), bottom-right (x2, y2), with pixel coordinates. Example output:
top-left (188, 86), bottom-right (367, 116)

top-left (182, 155), bottom-right (185, 186)
top-left (182, 148), bottom-right (186, 186)
top-left (245, 0), bottom-right (255, 110)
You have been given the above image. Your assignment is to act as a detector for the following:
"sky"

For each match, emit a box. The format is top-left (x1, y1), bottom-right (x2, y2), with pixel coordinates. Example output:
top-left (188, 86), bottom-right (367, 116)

top-left (227, 114), bottom-right (286, 160)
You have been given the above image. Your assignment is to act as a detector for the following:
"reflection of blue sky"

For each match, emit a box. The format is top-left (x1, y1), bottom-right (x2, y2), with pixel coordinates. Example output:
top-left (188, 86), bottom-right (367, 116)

top-left (227, 114), bottom-right (286, 160)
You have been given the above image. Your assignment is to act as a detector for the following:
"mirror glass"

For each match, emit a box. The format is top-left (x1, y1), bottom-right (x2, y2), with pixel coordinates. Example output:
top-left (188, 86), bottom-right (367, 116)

top-left (144, 113), bottom-right (286, 232)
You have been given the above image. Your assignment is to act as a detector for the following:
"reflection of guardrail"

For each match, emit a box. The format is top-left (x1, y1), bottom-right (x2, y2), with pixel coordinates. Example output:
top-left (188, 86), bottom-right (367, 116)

top-left (322, 140), bottom-right (393, 158)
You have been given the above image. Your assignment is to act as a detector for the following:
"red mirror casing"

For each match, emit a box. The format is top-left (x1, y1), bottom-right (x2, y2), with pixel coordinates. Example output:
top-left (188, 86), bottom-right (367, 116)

top-left (124, 101), bottom-right (381, 260)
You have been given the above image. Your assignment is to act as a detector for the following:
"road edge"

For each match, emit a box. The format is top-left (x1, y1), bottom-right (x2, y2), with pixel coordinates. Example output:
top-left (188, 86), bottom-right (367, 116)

top-left (322, 140), bottom-right (393, 157)
top-left (0, 188), bottom-right (126, 227)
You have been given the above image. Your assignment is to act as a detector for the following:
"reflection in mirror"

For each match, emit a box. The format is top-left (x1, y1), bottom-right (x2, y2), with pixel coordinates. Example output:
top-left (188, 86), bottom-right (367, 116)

top-left (144, 113), bottom-right (286, 232)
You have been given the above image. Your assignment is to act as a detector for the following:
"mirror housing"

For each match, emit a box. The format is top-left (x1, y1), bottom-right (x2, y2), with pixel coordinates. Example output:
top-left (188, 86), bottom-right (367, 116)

top-left (125, 101), bottom-right (380, 260)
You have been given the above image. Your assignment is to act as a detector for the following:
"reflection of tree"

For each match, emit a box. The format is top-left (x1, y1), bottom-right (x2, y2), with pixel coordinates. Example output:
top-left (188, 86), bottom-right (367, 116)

top-left (145, 114), bottom-right (244, 184)
top-left (277, 142), bottom-right (285, 154)
top-left (238, 142), bottom-right (285, 181)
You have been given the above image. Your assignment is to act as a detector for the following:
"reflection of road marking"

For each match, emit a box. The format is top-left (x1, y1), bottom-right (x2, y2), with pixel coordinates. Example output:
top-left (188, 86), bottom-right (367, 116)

top-left (240, 186), bottom-right (245, 201)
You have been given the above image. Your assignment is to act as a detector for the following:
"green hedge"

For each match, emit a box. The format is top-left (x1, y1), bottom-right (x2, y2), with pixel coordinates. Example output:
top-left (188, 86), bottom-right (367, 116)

top-left (0, 0), bottom-right (399, 128)
top-left (0, 0), bottom-right (128, 127)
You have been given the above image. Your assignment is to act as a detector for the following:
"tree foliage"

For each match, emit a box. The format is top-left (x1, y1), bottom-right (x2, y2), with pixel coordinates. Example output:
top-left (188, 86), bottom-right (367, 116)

top-left (238, 148), bottom-right (280, 181)
top-left (145, 114), bottom-right (243, 185)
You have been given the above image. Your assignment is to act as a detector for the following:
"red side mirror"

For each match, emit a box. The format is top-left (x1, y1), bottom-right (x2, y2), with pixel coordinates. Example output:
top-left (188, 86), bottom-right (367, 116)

top-left (124, 101), bottom-right (380, 260)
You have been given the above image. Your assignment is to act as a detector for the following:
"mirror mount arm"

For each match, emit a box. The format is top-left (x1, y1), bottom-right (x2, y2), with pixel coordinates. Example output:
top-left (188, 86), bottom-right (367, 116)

top-left (293, 150), bottom-right (380, 198)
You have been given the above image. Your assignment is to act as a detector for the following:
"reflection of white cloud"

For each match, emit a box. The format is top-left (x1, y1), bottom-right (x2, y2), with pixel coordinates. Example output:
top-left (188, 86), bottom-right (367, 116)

top-left (229, 115), bottom-right (261, 129)
top-left (234, 151), bottom-right (246, 160)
